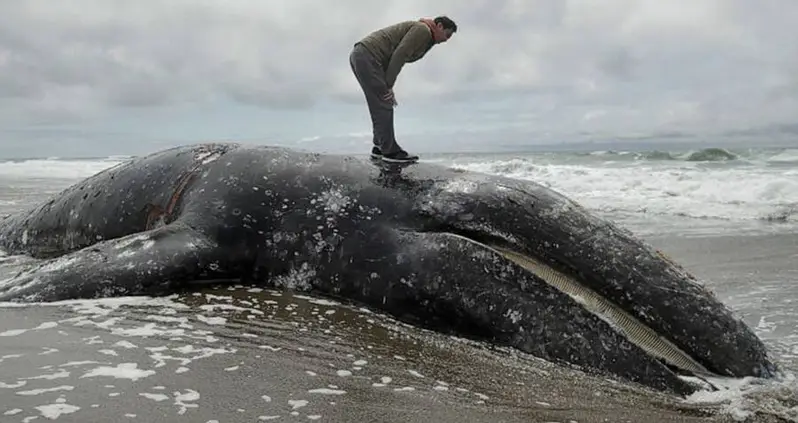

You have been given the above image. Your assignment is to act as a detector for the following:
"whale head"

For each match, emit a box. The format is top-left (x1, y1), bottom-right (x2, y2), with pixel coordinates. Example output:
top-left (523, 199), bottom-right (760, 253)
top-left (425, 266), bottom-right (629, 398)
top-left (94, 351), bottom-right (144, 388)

top-left (407, 171), bottom-right (777, 383)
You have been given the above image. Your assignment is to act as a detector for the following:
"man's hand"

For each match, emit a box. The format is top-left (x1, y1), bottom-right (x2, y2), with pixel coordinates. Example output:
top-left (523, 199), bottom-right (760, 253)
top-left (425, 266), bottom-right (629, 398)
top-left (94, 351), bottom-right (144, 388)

top-left (383, 89), bottom-right (397, 106)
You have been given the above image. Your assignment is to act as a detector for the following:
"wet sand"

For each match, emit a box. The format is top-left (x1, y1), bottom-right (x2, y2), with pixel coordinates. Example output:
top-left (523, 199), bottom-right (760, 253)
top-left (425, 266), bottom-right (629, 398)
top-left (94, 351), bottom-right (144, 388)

top-left (1, 282), bottom-right (792, 423)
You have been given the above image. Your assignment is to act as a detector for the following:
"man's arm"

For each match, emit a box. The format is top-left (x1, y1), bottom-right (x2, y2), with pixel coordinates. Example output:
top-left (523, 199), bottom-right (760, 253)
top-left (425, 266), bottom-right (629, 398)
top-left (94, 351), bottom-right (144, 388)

top-left (384, 25), bottom-right (432, 89)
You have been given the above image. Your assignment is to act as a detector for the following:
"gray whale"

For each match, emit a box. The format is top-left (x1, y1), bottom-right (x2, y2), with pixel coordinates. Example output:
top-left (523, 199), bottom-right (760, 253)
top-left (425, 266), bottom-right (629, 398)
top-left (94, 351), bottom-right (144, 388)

top-left (0, 143), bottom-right (778, 395)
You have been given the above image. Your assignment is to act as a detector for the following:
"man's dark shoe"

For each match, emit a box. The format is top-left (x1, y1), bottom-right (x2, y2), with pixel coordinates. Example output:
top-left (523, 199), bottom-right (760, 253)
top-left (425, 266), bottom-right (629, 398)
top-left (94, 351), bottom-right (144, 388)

top-left (382, 150), bottom-right (419, 163)
top-left (370, 146), bottom-right (382, 159)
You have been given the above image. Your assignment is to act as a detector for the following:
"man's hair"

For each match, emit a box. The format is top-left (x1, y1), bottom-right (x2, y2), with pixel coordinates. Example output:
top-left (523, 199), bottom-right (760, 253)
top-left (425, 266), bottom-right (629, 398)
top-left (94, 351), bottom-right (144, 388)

top-left (434, 16), bottom-right (458, 32)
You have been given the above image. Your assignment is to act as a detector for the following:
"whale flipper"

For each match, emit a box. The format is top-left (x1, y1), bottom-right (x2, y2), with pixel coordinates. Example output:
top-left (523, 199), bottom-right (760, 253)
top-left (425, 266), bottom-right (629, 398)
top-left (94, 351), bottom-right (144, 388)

top-left (0, 223), bottom-right (219, 302)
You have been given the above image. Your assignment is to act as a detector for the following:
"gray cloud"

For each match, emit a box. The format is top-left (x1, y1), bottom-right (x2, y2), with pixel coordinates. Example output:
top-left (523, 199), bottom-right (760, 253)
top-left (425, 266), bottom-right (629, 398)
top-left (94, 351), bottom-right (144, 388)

top-left (0, 0), bottom-right (796, 139)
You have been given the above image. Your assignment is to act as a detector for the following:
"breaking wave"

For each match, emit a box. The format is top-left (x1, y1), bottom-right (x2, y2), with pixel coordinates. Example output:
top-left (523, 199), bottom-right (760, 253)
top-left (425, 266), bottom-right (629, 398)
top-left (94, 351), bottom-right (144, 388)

top-left (581, 147), bottom-right (798, 164)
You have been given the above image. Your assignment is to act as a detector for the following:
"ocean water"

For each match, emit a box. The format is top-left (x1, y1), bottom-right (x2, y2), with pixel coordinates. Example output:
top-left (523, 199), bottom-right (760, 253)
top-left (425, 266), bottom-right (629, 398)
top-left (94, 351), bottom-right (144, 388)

top-left (0, 144), bottom-right (797, 422)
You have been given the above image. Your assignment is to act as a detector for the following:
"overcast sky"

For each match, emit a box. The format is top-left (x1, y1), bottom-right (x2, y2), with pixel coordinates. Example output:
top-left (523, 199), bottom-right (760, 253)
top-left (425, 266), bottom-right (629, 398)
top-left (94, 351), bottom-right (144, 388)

top-left (1, 0), bottom-right (796, 158)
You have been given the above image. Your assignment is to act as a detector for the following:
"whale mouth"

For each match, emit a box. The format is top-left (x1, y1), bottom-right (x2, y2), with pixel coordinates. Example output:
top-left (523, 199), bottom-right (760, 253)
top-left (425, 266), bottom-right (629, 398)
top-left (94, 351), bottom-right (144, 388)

top-left (440, 231), bottom-right (719, 380)
top-left (491, 245), bottom-right (715, 377)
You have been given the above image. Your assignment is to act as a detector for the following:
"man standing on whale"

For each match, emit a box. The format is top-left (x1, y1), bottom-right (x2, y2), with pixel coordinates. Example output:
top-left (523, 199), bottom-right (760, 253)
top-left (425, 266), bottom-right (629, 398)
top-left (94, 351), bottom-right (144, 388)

top-left (349, 16), bottom-right (458, 163)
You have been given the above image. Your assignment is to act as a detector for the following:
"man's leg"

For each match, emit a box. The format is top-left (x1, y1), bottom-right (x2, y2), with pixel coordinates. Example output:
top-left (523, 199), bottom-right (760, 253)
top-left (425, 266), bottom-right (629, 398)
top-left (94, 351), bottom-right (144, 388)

top-left (349, 45), bottom-right (417, 162)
